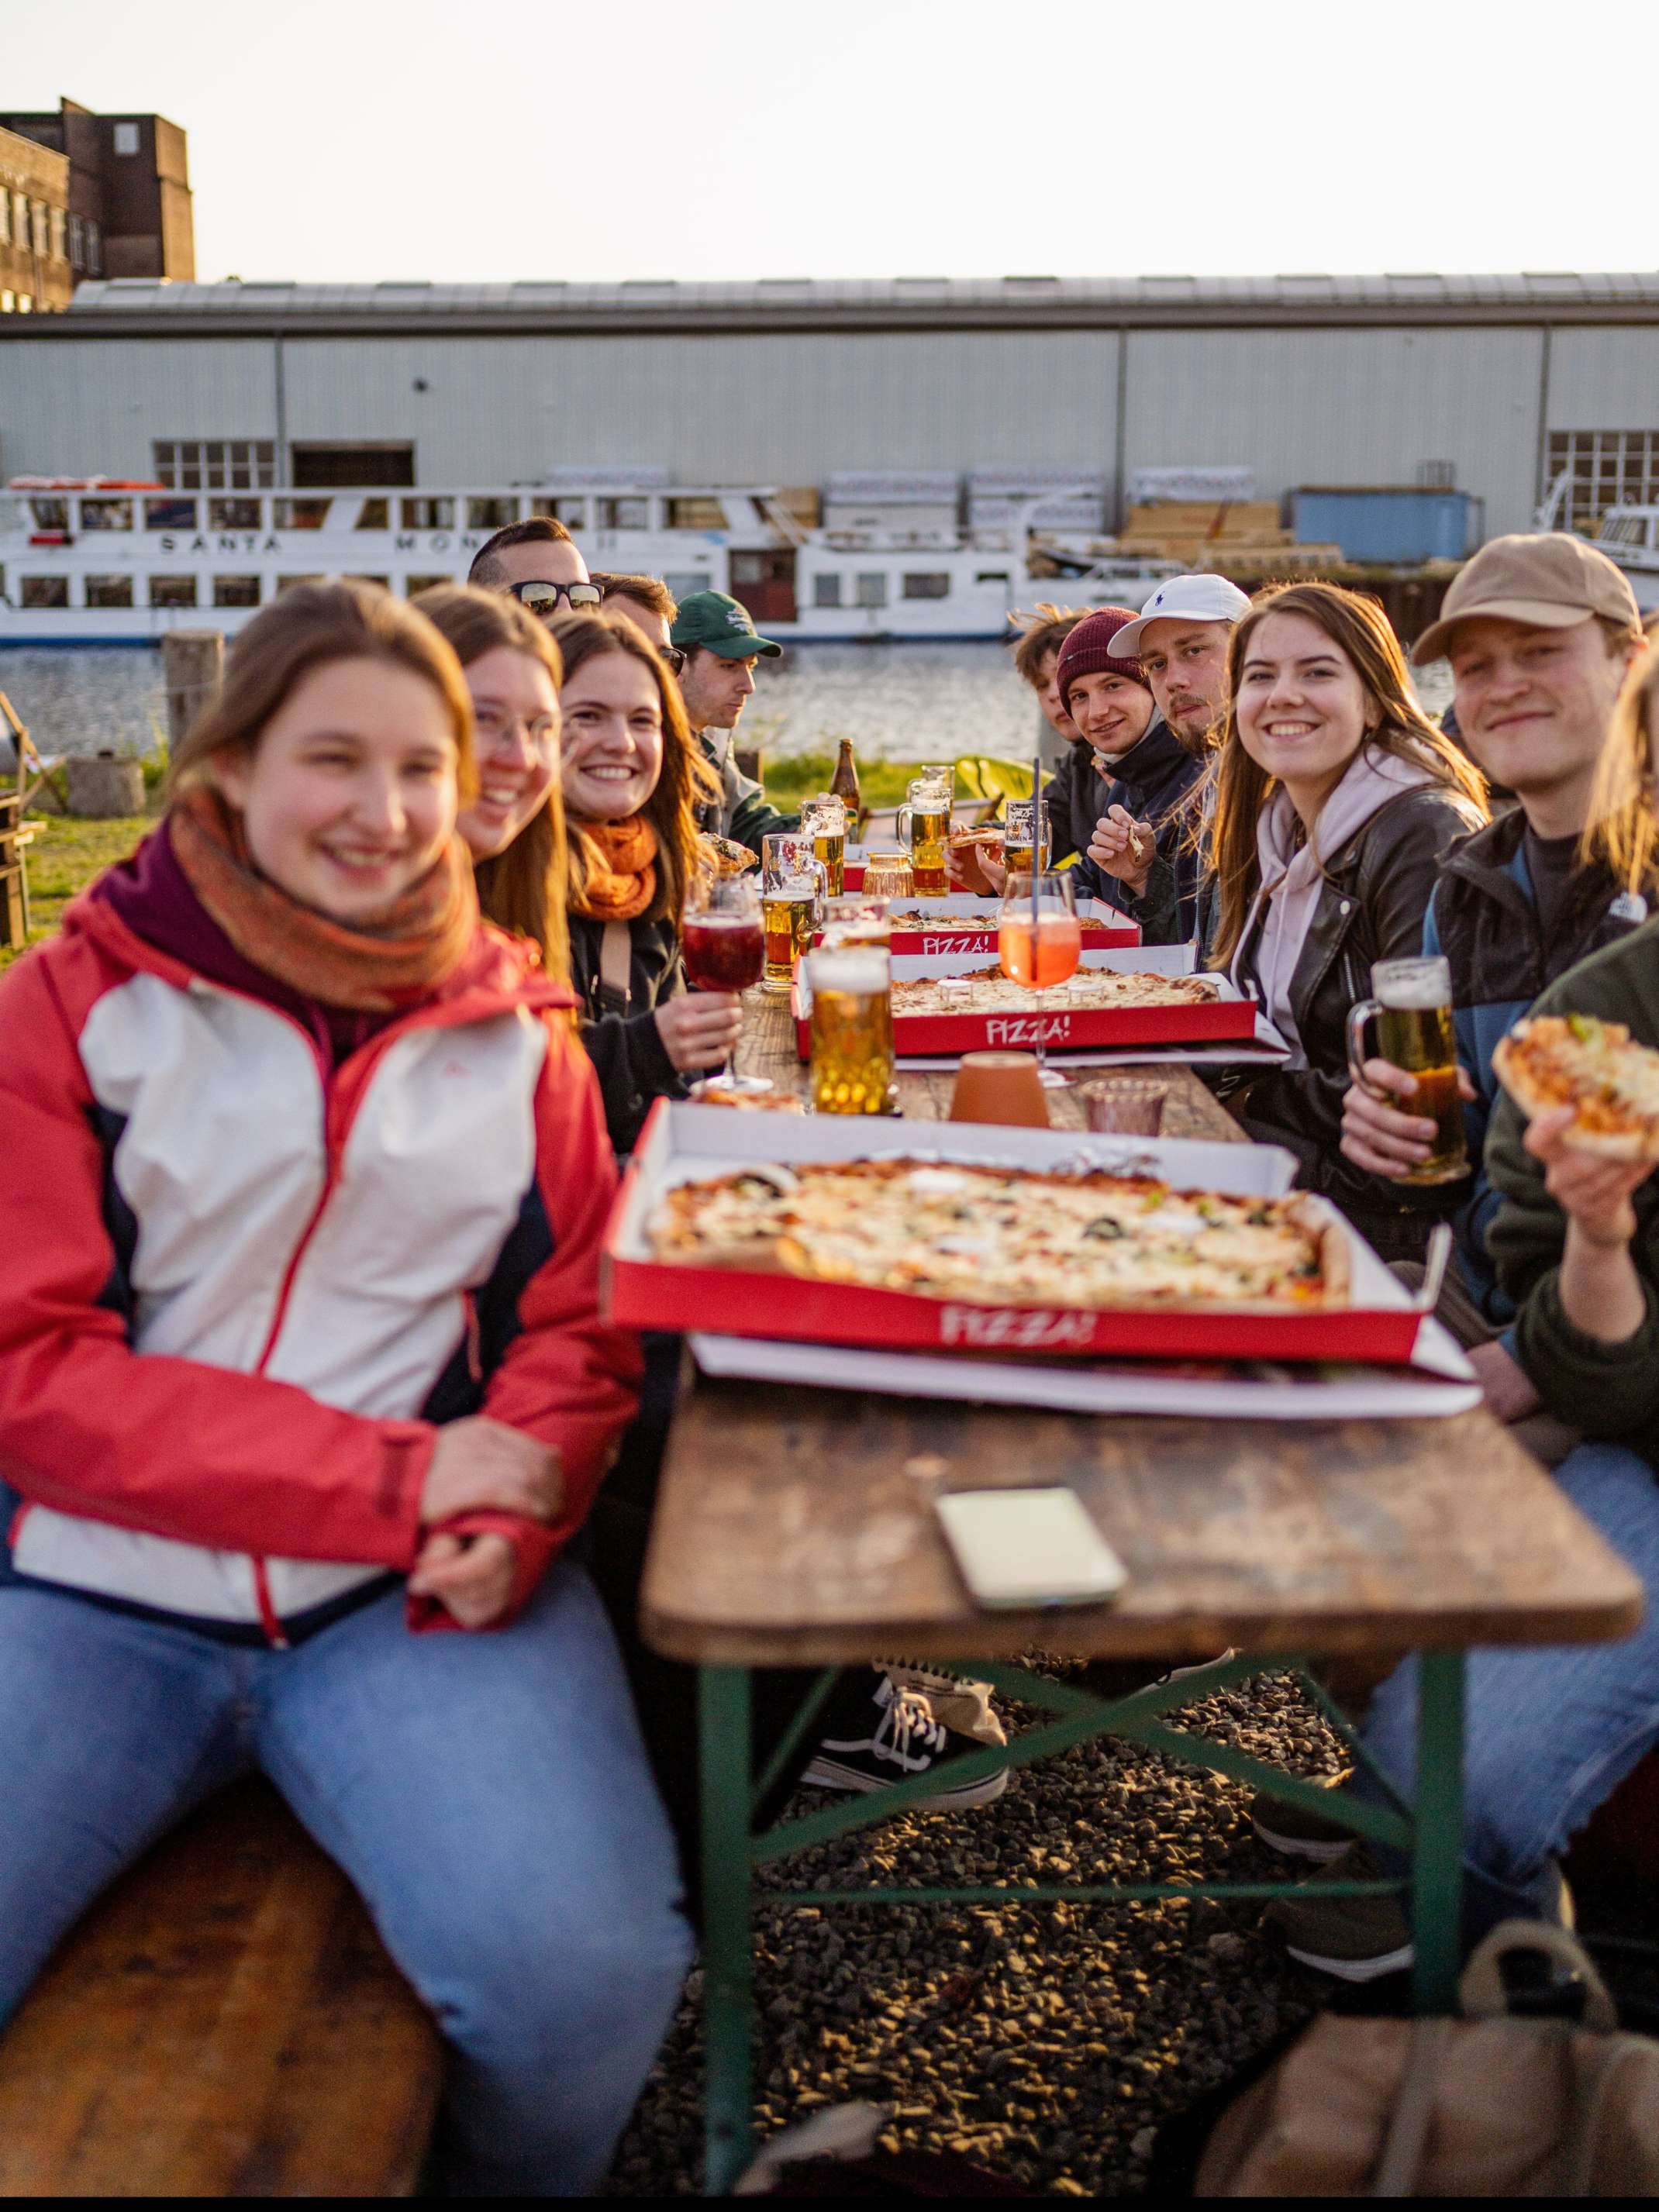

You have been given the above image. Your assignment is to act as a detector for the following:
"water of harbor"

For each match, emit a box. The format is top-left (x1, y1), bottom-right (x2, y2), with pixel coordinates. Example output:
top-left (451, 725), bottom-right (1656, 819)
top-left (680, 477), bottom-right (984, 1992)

top-left (0, 637), bottom-right (1451, 770)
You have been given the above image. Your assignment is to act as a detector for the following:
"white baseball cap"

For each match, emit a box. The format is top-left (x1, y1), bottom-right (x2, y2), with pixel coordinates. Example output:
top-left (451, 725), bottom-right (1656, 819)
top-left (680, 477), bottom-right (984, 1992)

top-left (1108, 574), bottom-right (1252, 659)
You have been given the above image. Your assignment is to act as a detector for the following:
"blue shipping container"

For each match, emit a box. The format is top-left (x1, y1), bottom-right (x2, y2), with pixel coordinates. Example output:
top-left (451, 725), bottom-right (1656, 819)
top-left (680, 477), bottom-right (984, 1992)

top-left (1291, 488), bottom-right (1476, 563)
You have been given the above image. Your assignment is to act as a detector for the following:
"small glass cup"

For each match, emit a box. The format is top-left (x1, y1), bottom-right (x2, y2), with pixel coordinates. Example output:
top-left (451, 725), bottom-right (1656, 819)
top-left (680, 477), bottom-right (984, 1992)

top-left (861, 848), bottom-right (914, 899)
top-left (1081, 1077), bottom-right (1168, 1137)
top-left (820, 894), bottom-right (892, 950)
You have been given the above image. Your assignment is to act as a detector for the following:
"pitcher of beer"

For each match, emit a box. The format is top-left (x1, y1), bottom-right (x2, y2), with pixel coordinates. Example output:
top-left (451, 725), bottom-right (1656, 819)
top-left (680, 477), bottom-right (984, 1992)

top-left (806, 942), bottom-right (898, 1115)
top-left (896, 771), bottom-right (952, 897)
top-left (800, 795), bottom-right (848, 897)
top-left (1346, 954), bottom-right (1469, 1184)
top-left (1002, 796), bottom-right (1052, 878)
top-left (761, 833), bottom-right (826, 991)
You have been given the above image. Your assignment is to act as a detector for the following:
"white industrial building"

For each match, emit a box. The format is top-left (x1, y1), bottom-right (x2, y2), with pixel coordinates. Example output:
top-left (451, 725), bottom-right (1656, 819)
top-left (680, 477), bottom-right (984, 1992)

top-left (2, 272), bottom-right (1657, 539)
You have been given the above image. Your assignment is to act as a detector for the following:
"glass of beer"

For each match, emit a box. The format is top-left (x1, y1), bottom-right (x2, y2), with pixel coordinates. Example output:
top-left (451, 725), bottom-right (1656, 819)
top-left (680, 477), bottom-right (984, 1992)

top-left (897, 774), bottom-right (953, 897)
top-left (1002, 797), bottom-right (1052, 879)
top-left (806, 944), bottom-right (898, 1115)
top-left (820, 894), bottom-right (892, 951)
top-left (1346, 954), bottom-right (1468, 1184)
top-left (998, 870), bottom-right (1082, 1089)
top-left (861, 848), bottom-right (914, 899)
top-left (761, 834), bottom-right (826, 991)
top-left (800, 796), bottom-right (848, 898)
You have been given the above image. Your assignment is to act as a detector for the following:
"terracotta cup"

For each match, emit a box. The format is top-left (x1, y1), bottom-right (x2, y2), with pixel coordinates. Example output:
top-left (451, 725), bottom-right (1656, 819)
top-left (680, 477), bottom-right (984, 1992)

top-left (948, 1050), bottom-right (1051, 1128)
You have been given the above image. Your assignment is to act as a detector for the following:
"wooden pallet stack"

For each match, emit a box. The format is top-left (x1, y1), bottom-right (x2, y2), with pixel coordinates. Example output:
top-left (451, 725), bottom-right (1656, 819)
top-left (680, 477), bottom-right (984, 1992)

top-left (1116, 500), bottom-right (1343, 581)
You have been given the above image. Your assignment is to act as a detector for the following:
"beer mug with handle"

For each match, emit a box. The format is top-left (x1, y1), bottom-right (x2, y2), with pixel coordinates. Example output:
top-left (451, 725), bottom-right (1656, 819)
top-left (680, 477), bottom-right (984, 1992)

top-left (800, 795), bottom-right (848, 898)
top-left (1346, 954), bottom-right (1469, 1184)
top-left (761, 832), bottom-right (827, 990)
top-left (896, 771), bottom-right (953, 897)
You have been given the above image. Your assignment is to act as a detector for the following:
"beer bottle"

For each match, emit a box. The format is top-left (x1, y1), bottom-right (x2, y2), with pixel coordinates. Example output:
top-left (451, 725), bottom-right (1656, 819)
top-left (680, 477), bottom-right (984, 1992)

top-left (830, 737), bottom-right (861, 815)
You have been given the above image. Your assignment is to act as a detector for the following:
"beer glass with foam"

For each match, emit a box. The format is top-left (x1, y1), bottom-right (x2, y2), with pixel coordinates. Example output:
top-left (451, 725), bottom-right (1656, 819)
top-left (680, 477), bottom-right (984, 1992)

top-left (1346, 954), bottom-right (1469, 1184)
top-left (806, 943), bottom-right (897, 1115)
top-left (1002, 797), bottom-right (1052, 879)
top-left (761, 833), bottom-right (826, 990)
top-left (897, 773), bottom-right (952, 897)
top-left (800, 795), bottom-right (848, 897)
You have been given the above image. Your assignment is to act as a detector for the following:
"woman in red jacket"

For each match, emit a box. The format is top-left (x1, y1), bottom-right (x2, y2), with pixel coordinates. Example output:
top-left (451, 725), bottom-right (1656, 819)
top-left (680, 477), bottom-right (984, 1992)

top-left (0, 582), bottom-right (690, 2194)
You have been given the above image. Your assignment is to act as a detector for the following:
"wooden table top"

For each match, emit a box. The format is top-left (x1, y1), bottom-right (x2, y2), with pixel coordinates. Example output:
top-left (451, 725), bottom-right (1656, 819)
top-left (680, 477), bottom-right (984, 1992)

top-left (642, 986), bottom-right (1645, 1666)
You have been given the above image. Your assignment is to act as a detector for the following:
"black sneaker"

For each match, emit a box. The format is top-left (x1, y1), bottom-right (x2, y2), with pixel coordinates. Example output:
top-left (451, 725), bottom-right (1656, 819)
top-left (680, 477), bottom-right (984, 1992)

top-left (802, 1674), bottom-right (1009, 1809)
top-left (1251, 1771), bottom-right (1357, 1863)
top-left (1266, 1843), bottom-right (1416, 1982)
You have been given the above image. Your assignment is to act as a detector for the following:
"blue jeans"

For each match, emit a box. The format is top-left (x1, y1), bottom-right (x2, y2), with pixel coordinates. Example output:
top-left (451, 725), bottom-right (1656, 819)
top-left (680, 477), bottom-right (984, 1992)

top-left (0, 1559), bottom-right (692, 2195)
top-left (1359, 1442), bottom-right (1659, 1936)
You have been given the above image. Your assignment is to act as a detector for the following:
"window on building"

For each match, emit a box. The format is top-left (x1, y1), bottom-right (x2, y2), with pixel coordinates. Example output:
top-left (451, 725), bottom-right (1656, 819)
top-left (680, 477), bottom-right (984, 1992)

top-left (79, 498), bottom-right (134, 532)
top-left (400, 497), bottom-right (454, 530)
top-left (208, 497), bottom-right (263, 530)
top-left (0, 193), bottom-right (9, 244)
top-left (20, 577), bottom-right (70, 608)
top-left (28, 497), bottom-right (69, 532)
top-left (212, 576), bottom-right (263, 608)
top-left (49, 208), bottom-right (67, 262)
top-left (16, 295), bottom-right (33, 313)
top-left (855, 571), bottom-right (888, 608)
top-left (596, 496), bottom-right (650, 530)
top-left (1, 293), bottom-right (14, 315)
top-left (664, 571), bottom-right (712, 601)
top-left (813, 574), bottom-right (843, 608)
top-left (974, 570), bottom-right (1011, 587)
top-left (1546, 430), bottom-right (1659, 532)
top-left (155, 440), bottom-right (278, 492)
top-left (354, 498), bottom-right (390, 530)
top-left (347, 575), bottom-right (391, 591)
top-left (404, 574), bottom-right (454, 596)
top-left (292, 443), bottom-right (415, 489)
top-left (902, 572), bottom-right (951, 600)
top-left (113, 122), bottom-right (141, 156)
top-left (85, 221), bottom-right (101, 275)
top-left (273, 498), bottom-right (331, 531)
top-left (529, 496), bottom-right (588, 529)
top-left (149, 576), bottom-right (198, 608)
top-left (467, 497), bottom-right (517, 530)
top-left (12, 193), bottom-right (27, 246)
top-left (145, 497), bottom-right (197, 531)
top-left (67, 213), bottom-right (84, 270)
top-left (85, 575), bottom-right (135, 608)
top-left (30, 202), bottom-right (48, 257)
top-left (277, 574), bottom-right (324, 594)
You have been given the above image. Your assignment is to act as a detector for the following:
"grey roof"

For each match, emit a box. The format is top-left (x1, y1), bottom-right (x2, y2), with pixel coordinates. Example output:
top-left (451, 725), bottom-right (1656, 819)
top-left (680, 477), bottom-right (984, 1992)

top-left (24, 270), bottom-right (1659, 338)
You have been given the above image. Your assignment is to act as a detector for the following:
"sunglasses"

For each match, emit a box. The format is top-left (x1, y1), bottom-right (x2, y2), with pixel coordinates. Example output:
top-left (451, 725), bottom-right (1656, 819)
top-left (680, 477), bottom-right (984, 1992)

top-left (659, 644), bottom-right (687, 677)
top-left (509, 579), bottom-right (603, 617)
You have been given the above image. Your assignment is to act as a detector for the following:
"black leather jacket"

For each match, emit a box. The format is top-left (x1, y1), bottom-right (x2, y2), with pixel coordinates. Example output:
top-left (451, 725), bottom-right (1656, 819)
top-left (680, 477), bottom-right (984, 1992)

top-left (1230, 783), bottom-right (1487, 1260)
top-left (1070, 717), bottom-right (1209, 942)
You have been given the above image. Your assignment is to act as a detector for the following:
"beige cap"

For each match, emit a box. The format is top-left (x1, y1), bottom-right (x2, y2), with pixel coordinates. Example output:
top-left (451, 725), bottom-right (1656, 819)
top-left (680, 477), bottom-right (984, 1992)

top-left (1413, 532), bottom-right (1641, 663)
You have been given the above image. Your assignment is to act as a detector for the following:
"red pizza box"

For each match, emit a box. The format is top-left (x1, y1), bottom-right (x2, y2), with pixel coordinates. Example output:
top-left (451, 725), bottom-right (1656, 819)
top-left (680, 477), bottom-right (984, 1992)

top-left (792, 945), bottom-right (1257, 1060)
top-left (602, 1103), bottom-right (1428, 1366)
top-left (882, 896), bottom-right (1140, 959)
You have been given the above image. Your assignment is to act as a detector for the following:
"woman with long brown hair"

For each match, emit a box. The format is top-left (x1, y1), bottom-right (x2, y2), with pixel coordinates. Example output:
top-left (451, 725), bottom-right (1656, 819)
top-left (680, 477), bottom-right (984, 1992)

top-left (0, 581), bottom-right (689, 2192)
top-left (413, 583), bottom-right (570, 985)
top-left (1209, 581), bottom-right (1488, 1256)
top-left (550, 608), bottom-right (730, 1153)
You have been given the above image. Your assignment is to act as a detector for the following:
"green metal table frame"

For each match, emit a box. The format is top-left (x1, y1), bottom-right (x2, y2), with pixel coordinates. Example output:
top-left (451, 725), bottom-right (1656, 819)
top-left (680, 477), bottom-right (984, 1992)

top-left (697, 1646), bottom-right (1466, 2195)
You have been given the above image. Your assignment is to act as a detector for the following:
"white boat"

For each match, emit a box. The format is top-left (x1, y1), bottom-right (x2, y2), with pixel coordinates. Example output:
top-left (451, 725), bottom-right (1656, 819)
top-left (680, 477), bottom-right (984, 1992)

top-left (1533, 472), bottom-right (1659, 613)
top-left (0, 474), bottom-right (1179, 646)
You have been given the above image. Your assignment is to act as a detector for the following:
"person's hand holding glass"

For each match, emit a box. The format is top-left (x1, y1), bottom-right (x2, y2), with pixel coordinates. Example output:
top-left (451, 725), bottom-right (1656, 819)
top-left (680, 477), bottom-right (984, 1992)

top-left (678, 873), bottom-right (767, 1094)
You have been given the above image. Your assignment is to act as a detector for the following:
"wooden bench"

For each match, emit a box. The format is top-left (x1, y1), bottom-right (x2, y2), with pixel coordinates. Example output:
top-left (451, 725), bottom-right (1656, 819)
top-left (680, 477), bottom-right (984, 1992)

top-left (0, 1779), bottom-right (443, 2196)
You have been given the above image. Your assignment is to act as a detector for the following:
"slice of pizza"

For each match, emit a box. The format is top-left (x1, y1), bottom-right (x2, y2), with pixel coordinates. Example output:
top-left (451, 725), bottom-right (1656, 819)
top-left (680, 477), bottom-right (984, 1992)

top-left (1493, 1014), bottom-right (1659, 1161)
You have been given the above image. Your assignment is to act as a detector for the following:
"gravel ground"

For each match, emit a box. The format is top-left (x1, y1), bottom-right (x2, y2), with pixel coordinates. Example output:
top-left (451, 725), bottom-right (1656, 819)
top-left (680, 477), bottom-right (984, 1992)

top-left (606, 1664), bottom-right (1349, 2196)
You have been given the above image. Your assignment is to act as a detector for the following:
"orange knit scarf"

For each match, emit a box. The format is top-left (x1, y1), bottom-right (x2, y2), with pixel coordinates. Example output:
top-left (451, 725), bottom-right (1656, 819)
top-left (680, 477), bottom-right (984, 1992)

top-left (571, 813), bottom-right (659, 923)
top-left (168, 781), bottom-right (478, 1012)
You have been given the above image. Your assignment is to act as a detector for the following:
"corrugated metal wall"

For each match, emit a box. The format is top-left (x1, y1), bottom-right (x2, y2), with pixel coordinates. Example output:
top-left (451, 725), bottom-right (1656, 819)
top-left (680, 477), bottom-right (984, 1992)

top-left (280, 331), bottom-right (1118, 485)
top-left (1123, 327), bottom-right (1546, 536)
top-left (0, 336), bottom-right (278, 479)
top-left (0, 321), bottom-right (1653, 539)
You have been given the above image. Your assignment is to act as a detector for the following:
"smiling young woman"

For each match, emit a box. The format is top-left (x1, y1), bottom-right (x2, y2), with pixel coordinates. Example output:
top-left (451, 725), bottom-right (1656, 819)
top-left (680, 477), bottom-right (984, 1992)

top-left (0, 581), bottom-right (690, 2193)
top-left (1207, 581), bottom-right (1488, 1258)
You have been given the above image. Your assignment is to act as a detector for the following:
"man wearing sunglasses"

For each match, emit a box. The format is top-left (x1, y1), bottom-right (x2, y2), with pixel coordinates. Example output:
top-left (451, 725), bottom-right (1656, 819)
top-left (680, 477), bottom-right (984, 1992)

top-left (468, 515), bottom-right (600, 615)
top-left (670, 589), bottom-right (797, 856)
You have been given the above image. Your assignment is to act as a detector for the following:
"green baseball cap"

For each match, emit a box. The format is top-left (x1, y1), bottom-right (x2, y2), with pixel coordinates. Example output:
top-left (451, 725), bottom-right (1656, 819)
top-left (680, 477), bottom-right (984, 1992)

top-left (671, 588), bottom-right (783, 660)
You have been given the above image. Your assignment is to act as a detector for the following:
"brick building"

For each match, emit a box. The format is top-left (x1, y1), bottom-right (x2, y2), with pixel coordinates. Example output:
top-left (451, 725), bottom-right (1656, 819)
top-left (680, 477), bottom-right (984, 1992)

top-left (0, 97), bottom-right (192, 315)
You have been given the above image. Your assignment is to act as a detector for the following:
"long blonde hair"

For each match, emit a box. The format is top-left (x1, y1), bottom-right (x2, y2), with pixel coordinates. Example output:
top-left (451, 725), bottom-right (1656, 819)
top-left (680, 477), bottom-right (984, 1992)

top-left (412, 584), bottom-right (570, 985)
top-left (1584, 630), bottom-right (1659, 894)
top-left (1207, 581), bottom-right (1488, 967)
top-left (551, 610), bottom-right (719, 925)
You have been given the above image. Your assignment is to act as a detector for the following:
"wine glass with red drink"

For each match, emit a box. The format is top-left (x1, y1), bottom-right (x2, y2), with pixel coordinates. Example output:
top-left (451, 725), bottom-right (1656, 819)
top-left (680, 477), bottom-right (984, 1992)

top-left (682, 874), bottom-right (771, 1095)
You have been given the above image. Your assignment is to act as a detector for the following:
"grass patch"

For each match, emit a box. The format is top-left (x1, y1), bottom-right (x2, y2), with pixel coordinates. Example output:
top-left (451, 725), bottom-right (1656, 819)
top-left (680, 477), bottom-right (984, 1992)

top-left (761, 750), bottom-right (916, 810)
top-left (2, 815), bottom-right (150, 973)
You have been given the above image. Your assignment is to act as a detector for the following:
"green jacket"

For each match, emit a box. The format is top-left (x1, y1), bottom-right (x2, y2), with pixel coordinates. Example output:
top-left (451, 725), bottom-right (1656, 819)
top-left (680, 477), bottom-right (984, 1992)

top-left (1486, 915), bottom-right (1659, 1462)
top-left (696, 732), bottom-right (798, 856)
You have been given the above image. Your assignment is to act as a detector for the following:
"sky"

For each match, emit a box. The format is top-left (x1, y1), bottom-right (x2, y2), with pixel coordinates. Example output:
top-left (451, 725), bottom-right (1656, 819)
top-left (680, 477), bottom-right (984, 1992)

top-left (7, 0), bottom-right (1655, 287)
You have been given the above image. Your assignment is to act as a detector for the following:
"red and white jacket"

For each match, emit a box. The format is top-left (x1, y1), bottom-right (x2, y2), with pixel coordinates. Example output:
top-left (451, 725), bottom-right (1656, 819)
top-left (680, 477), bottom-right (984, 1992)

top-left (0, 894), bottom-right (642, 1637)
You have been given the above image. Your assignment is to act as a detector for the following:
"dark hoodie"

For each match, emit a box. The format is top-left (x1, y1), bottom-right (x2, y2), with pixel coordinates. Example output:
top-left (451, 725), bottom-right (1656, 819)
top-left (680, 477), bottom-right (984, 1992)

top-left (1069, 715), bottom-right (1207, 942)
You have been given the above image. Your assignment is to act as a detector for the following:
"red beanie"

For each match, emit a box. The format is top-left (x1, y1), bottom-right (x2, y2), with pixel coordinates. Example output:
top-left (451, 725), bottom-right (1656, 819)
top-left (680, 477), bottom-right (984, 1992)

top-left (1056, 605), bottom-right (1153, 712)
